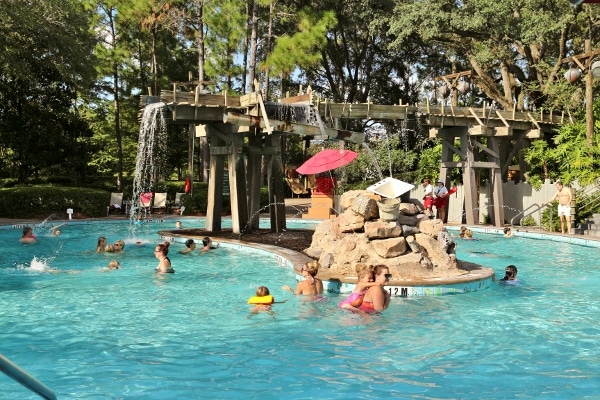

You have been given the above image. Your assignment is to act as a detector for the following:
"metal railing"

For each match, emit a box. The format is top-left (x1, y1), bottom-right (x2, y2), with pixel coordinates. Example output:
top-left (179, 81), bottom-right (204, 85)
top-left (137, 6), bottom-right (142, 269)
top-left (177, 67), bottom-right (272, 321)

top-left (511, 203), bottom-right (552, 230)
top-left (0, 353), bottom-right (57, 400)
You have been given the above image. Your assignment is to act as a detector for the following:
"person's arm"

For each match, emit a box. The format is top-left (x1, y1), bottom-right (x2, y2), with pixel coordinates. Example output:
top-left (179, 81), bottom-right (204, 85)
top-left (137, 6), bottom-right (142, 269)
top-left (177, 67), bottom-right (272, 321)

top-left (543, 191), bottom-right (558, 206)
top-left (282, 284), bottom-right (302, 294)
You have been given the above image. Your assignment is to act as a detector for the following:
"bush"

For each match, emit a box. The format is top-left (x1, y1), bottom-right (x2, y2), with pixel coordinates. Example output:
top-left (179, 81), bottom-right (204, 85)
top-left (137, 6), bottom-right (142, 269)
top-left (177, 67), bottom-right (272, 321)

top-left (0, 186), bottom-right (110, 219)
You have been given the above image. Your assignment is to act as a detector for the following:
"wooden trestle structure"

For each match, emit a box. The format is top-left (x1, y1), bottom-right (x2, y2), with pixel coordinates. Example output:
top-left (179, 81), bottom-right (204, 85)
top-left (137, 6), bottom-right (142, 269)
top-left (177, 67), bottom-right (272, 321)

top-left (142, 86), bottom-right (564, 233)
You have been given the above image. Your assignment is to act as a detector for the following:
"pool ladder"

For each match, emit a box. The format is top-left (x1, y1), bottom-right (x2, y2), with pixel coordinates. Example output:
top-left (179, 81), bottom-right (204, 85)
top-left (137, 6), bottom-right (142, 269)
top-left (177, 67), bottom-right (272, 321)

top-left (510, 203), bottom-right (552, 230)
top-left (0, 353), bottom-right (57, 399)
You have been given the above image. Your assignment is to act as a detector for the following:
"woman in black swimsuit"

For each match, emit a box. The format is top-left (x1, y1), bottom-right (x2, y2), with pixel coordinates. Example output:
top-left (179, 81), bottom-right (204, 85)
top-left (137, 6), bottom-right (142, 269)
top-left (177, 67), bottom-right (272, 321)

top-left (154, 241), bottom-right (174, 273)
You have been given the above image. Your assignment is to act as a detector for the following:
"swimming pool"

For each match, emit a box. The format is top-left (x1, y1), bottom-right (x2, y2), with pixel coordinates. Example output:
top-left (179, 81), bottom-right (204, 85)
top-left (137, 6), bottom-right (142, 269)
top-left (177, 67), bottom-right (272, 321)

top-left (2, 220), bottom-right (600, 399)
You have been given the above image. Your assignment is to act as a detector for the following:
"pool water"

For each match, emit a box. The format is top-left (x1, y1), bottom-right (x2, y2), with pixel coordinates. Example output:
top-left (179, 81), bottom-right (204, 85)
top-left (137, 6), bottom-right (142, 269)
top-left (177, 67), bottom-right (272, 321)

top-left (2, 221), bottom-right (600, 399)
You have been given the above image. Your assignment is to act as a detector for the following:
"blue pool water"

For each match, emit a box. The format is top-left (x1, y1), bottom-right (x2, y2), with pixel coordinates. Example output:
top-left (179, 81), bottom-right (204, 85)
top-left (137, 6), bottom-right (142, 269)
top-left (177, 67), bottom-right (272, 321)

top-left (1, 220), bottom-right (600, 399)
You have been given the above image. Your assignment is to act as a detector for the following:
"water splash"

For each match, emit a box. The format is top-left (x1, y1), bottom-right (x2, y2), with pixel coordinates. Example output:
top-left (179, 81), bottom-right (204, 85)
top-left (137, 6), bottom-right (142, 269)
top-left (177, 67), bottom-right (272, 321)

top-left (361, 142), bottom-right (384, 181)
top-left (131, 102), bottom-right (168, 220)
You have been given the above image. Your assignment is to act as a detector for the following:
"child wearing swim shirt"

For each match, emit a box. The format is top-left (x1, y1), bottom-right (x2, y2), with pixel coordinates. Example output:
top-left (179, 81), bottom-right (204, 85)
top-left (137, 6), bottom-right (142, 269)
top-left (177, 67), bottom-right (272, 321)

top-left (338, 264), bottom-right (377, 311)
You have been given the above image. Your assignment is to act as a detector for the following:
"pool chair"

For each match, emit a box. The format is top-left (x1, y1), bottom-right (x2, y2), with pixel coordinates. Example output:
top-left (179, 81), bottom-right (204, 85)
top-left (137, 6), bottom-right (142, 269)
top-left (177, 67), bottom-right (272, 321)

top-left (171, 192), bottom-right (186, 215)
top-left (107, 192), bottom-right (123, 216)
top-left (139, 192), bottom-right (153, 216)
top-left (286, 177), bottom-right (309, 198)
top-left (152, 192), bottom-right (168, 214)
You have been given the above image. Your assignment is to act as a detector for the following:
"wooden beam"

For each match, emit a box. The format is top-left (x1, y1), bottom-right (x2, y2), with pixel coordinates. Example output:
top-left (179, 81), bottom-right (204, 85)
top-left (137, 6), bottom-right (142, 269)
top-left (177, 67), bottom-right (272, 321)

top-left (223, 112), bottom-right (365, 143)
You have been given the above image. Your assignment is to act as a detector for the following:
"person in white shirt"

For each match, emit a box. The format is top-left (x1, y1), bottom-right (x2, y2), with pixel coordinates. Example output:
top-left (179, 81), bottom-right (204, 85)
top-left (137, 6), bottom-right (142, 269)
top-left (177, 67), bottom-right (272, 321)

top-left (422, 178), bottom-right (434, 216)
top-left (433, 179), bottom-right (449, 222)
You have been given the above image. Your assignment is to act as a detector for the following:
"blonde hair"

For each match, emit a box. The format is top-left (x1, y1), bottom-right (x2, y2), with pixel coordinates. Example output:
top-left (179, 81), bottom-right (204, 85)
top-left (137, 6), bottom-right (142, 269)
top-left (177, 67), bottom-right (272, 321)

top-left (108, 260), bottom-right (120, 269)
top-left (104, 244), bottom-right (115, 252)
top-left (459, 226), bottom-right (467, 238)
top-left (256, 286), bottom-right (270, 296)
top-left (465, 229), bottom-right (473, 238)
top-left (303, 260), bottom-right (320, 277)
top-left (355, 263), bottom-right (373, 280)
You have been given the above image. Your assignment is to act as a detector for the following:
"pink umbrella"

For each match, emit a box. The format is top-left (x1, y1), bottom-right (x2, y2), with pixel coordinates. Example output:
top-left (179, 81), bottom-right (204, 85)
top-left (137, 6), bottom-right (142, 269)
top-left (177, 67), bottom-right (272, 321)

top-left (296, 149), bottom-right (359, 175)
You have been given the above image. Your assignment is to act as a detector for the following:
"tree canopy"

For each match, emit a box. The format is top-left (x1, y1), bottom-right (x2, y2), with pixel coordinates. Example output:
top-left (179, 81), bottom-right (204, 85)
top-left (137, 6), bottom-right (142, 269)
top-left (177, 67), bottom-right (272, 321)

top-left (1, 0), bottom-right (600, 189)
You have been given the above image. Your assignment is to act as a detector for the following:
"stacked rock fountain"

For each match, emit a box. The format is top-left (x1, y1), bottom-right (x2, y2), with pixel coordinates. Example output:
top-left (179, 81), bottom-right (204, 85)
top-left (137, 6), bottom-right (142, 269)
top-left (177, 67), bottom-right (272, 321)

top-left (305, 190), bottom-right (479, 281)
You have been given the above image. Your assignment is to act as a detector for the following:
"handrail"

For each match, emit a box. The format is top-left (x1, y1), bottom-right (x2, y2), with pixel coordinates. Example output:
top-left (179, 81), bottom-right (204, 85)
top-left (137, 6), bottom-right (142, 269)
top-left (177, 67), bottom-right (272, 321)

top-left (0, 353), bottom-right (57, 400)
top-left (511, 203), bottom-right (552, 230)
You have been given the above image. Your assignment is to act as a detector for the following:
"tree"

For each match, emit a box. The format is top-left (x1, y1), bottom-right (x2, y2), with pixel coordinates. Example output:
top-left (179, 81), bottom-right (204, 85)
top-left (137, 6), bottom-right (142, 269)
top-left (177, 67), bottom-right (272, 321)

top-left (386, 0), bottom-right (599, 111)
top-left (0, 0), bottom-right (97, 183)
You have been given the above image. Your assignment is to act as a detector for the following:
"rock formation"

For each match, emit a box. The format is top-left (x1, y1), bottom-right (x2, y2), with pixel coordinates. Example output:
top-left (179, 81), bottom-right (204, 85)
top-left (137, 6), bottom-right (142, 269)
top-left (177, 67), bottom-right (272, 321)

top-left (305, 190), bottom-right (467, 279)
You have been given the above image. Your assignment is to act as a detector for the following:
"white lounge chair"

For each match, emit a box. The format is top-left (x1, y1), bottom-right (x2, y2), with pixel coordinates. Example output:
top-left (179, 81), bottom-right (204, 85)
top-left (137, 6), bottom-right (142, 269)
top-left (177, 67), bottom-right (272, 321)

top-left (152, 192), bottom-right (168, 214)
top-left (107, 193), bottom-right (123, 216)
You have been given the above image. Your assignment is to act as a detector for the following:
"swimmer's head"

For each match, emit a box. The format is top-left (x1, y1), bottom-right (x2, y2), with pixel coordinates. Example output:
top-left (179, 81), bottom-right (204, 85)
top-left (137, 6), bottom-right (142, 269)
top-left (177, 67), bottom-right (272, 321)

top-left (54, 230), bottom-right (61, 236)
top-left (502, 265), bottom-right (518, 280)
top-left (202, 237), bottom-right (211, 247)
top-left (108, 260), bottom-right (120, 269)
top-left (185, 239), bottom-right (195, 248)
top-left (256, 286), bottom-right (270, 296)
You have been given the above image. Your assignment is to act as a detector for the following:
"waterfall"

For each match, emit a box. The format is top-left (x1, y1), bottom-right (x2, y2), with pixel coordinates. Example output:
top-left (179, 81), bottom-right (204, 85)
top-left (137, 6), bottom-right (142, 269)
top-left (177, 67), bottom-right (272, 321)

top-left (361, 142), bottom-right (384, 181)
top-left (131, 102), bottom-right (168, 219)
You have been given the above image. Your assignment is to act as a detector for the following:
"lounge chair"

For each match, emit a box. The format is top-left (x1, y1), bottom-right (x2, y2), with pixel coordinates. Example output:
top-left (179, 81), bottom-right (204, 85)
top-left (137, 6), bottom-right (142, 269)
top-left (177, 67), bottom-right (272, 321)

top-left (152, 192), bottom-right (168, 214)
top-left (107, 193), bottom-right (123, 216)
top-left (285, 177), bottom-right (308, 198)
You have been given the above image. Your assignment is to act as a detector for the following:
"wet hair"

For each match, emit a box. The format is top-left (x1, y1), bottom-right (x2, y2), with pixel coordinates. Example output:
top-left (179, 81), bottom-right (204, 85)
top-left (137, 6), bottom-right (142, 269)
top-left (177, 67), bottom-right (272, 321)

top-left (465, 229), bottom-right (473, 238)
top-left (155, 241), bottom-right (170, 256)
top-left (459, 226), bottom-right (467, 238)
top-left (256, 286), bottom-right (270, 296)
top-left (501, 265), bottom-right (518, 281)
top-left (114, 240), bottom-right (125, 249)
top-left (108, 260), bottom-right (120, 269)
top-left (22, 227), bottom-right (33, 237)
top-left (202, 237), bottom-right (211, 247)
top-left (503, 227), bottom-right (511, 234)
top-left (303, 260), bottom-right (320, 277)
top-left (185, 239), bottom-right (195, 248)
top-left (104, 244), bottom-right (115, 252)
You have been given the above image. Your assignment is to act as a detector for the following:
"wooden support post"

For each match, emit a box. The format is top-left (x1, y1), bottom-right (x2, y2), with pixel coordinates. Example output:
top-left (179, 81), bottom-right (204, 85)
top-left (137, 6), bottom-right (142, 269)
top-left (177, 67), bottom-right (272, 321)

top-left (266, 134), bottom-right (286, 232)
top-left (229, 133), bottom-right (249, 234)
top-left (461, 131), bottom-right (478, 225)
top-left (246, 131), bottom-right (262, 231)
top-left (488, 137), bottom-right (504, 227)
top-left (206, 126), bottom-right (225, 232)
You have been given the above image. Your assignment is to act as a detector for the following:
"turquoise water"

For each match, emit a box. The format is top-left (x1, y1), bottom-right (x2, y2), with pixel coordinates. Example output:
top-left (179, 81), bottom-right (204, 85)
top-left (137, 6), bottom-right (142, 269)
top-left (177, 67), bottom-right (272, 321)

top-left (1, 220), bottom-right (600, 399)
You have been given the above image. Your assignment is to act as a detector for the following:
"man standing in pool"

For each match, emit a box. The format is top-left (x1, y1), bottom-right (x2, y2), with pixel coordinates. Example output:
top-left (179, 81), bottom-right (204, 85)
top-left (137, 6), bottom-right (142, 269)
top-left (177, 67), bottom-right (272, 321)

top-left (543, 181), bottom-right (573, 234)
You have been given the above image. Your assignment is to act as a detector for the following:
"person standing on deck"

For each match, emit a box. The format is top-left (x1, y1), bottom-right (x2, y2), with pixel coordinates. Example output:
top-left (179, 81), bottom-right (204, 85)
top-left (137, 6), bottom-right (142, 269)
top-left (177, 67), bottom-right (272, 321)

top-left (543, 181), bottom-right (573, 234)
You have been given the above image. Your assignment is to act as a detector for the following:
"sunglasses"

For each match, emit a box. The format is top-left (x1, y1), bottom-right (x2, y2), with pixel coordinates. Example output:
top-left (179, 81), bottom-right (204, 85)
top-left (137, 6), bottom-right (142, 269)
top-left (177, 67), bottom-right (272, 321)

top-left (384, 274), bottom-right (392, 280)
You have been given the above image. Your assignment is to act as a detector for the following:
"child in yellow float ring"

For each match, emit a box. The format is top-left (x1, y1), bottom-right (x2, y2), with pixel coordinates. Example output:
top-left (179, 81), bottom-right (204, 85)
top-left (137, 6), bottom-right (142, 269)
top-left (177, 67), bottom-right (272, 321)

top-left (248, 286), bottom-right (286, 313)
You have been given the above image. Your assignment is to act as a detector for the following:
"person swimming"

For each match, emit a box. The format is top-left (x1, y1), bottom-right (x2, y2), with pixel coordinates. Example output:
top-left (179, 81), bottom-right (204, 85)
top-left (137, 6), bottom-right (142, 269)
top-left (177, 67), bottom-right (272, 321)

top-left (500, 265), bottom-right (518, 281)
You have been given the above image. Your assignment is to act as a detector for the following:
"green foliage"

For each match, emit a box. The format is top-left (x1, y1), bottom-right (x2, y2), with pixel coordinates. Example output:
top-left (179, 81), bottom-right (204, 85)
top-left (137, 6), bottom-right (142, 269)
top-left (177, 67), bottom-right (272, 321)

top-left (521, 216), bottom-right (536, 227)
top-left (541, 203), bottom-right (561, 232)
top-left (0, 187), bottom-right (110, 219)
top-left (523, 98), bottom-right (600, 188)
top-left (265, 9), bottom-right (337, 76)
